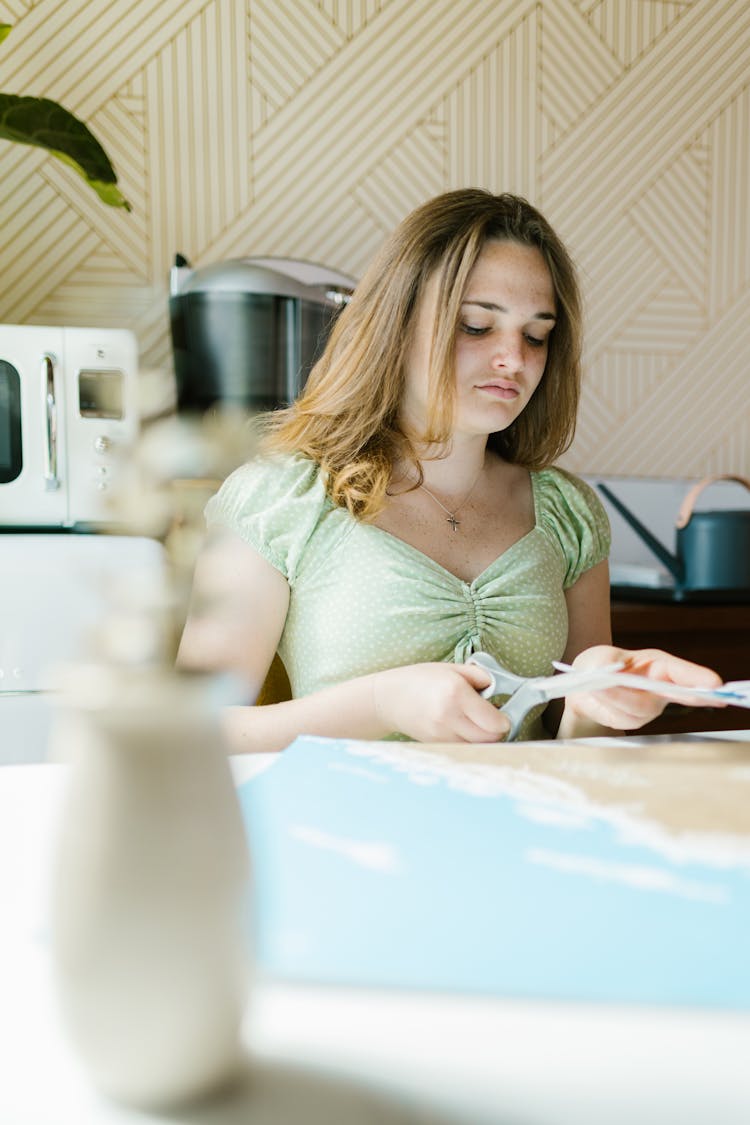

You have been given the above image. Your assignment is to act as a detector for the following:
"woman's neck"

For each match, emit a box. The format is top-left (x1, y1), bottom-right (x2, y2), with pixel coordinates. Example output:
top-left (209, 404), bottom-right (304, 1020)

top-left (401, 436), bottom-right (491, 495)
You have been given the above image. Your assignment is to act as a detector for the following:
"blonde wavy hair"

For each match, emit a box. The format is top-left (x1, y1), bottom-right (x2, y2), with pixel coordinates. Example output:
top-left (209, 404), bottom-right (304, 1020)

top-left (262, 189), bottom-right (583, 520)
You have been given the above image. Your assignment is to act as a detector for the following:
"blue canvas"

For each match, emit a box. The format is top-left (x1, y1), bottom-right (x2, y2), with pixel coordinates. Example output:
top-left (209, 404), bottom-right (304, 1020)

top-left (238, 736), bottom-right (750, 1008)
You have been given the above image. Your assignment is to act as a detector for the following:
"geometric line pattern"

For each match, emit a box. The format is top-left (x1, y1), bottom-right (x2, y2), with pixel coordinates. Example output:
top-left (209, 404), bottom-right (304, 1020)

top-left (708, 84), bottom-right (750, 317)
top-left (582, 0), bottom-right (691, 67)
top-left (581, 286), bottom-right (750, 475)
top-left (0, 0), bottom-right (749, 475)
top-left (629, 147), bottom-right (708, 307)
top-left (542, 0), bottom-right (750, 252)
top-left (353, 115), bottom-right (446, 238)
top-left (445, 8), bottom-right (539, 199)
top-left (609, 282), bottom-right (705, 353)
top-left (0, 1), bottom-right (31, 20)
top-left (144, 0), bottom-right (252, 280)
top-left (580, 216), bottom-right (672, 366)
top-left (249, 0), bottom-right (344, 133)
top-left (592, 352), bottom-right (674, 415)
top-left (541, 0), bottom-right (622, 138)
top-left (209, 0), bottom-right (537, 260)
top-left (2, 0), bottom-right (211, 115)
top-left (319, 0), bottom-right (390, 40)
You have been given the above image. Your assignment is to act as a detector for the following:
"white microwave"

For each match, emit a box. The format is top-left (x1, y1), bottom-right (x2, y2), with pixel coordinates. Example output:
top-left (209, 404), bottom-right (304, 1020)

top-left (0, 325), bottom-right (139, 528)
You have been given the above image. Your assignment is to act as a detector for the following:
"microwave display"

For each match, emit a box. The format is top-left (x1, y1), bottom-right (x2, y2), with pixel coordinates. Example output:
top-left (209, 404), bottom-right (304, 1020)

top-left (78, 369), bottom-right (124, 420)
top-left (0, 360), bottom-right (22, 484)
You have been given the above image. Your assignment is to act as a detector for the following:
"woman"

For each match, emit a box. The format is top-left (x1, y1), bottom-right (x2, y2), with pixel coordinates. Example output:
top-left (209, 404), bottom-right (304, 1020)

top-left (178, 189), bottom-right (721, 751)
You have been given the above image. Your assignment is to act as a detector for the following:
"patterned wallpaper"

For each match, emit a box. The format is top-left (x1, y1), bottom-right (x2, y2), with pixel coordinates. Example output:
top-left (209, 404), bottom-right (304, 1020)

top-left (1, 0), bottom-right (748, 476)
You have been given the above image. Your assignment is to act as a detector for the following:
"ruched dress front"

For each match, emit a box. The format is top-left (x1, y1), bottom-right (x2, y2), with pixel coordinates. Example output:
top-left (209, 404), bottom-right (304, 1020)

top-left (205, 453), bottom-right (611, 740)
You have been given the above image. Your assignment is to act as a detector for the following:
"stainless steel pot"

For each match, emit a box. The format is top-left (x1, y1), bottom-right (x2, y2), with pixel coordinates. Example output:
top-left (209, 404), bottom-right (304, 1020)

top-left (169, 256), bottom-right (355, 412)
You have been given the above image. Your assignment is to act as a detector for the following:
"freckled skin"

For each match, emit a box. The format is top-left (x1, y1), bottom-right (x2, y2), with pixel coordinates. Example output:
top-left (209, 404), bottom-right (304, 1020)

top-left (400, 239), bottom-right (556, 442)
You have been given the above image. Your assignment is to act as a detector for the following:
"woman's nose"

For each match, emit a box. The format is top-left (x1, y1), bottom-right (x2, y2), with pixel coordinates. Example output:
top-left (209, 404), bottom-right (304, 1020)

top-left (490, 334), bottom-right (523, 369)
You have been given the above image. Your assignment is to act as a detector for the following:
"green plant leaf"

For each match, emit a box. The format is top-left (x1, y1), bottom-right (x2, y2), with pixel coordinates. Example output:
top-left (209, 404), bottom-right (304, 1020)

top-left (0, 93), bottom-right (131, 210)
top-left (0, 24), bottom-right (12, 45)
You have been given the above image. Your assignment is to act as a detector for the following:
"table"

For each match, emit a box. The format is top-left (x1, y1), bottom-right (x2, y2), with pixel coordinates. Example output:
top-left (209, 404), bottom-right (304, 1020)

top-left (2, 733), bottom-right (750, 1124)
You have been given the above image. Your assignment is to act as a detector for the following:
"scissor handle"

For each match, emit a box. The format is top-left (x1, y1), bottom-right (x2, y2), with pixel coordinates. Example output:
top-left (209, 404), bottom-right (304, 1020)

top-left (498, 684), bottom-right (543, 740)
top-left (465, 652), bottom-right (526, 698)
top-left (465, 653), bottom-right (541, 739)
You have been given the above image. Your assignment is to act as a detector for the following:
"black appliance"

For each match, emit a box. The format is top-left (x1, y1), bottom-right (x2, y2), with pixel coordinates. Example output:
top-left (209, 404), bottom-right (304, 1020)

top-left (169, 256), bottom-right (355, 412)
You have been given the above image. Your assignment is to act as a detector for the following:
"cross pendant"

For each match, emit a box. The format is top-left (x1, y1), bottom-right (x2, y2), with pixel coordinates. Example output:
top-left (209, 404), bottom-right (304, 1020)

top-left (447, 515), bottom-right (460, 532)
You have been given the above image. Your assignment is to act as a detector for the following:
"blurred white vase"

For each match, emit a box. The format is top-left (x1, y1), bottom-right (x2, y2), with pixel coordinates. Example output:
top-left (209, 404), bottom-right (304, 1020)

top-left (49, 663), bottom-right (250, 1110)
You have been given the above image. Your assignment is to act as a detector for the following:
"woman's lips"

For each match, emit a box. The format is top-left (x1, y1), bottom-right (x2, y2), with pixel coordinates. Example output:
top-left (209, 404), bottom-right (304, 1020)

top-left (476, 381), bottom-right (520, 400)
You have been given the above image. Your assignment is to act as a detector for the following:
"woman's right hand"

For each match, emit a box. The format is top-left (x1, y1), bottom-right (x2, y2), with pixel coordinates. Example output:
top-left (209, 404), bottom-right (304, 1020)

top-left (371, 662), bottom-right (511, 743)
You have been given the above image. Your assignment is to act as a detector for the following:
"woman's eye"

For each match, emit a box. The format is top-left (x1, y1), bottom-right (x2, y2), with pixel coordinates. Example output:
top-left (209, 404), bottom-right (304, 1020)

top-left (460, 323), bottom-right (489, 336)
top-left (525, 334), bottom-right (546, 348)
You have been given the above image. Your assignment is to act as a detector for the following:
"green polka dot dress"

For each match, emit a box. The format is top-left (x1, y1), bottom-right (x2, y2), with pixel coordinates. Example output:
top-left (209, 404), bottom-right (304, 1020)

top-left (205, 453), bottom-right (611, 741)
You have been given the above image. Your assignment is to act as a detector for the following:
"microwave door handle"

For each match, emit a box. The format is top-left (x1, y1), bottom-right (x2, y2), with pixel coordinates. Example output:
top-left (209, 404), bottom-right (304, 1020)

top-left (42, 353), bottom-right (60, 491)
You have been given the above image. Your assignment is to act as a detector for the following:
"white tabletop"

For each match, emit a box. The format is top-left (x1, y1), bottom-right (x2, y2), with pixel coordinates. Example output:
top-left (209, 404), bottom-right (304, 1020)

top-left (2, 739), bottom-right (750, 1123)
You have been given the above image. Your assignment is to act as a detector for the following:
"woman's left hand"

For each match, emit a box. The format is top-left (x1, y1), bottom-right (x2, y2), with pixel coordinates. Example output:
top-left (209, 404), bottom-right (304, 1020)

top-left (557, 645), bottom-right (724, 738)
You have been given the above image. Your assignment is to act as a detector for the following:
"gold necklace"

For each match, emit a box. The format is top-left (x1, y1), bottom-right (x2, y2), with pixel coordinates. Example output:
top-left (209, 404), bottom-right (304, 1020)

top-left (418, 465), bottom-right (484, 532)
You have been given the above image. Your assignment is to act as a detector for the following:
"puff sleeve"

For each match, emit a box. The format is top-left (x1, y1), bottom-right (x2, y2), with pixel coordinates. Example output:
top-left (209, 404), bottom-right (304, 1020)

top-left (204, 453), bottom-right (330, 584)
top-left (535, 468), bottom-right (611, 587)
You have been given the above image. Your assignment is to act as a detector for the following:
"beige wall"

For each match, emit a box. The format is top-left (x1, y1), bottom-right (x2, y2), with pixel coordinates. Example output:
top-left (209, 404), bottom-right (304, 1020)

top-left (1, 0), bottom-right (748, 477)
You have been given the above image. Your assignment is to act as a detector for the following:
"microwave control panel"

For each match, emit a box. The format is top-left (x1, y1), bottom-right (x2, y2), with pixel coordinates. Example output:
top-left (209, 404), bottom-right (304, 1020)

top-left (65, 330), bottom-right (139, 524)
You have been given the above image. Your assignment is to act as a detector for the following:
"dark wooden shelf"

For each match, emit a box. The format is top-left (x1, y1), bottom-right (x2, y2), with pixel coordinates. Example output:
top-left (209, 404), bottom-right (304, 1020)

top-left (611, 600), bottom-right (750, 735)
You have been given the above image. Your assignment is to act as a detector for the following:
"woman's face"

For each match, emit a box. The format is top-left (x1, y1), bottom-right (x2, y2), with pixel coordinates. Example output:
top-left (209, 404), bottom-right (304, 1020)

top-left (401, 239), bottom-right (556, 442)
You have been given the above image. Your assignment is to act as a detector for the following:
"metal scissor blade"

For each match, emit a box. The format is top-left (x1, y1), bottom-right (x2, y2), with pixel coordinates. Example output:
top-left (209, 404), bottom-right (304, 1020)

top-left (523, 664), bottom-right (627, 702)
top-left (498, 664), bottom-right (627, 739)
top-left (467, 652), bottom-right (624, 702)
top-left (465, 653), bottom-right (625, 740)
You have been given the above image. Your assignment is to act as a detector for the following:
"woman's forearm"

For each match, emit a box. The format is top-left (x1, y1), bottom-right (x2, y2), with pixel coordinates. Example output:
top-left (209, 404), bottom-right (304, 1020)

top-left (220, 661), bottom-right (510, 753)
top-left (220, 674), bottom-right (390, 754)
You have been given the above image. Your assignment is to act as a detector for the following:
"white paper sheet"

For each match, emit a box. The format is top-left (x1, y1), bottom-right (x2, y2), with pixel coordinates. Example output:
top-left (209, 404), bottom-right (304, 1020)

top-left (551, 662), bottom-right (750, 708)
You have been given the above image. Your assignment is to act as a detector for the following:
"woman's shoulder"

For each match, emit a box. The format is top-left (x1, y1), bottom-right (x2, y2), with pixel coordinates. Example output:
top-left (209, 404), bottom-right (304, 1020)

top-left (204, 452), bottom-right (330, 581)
top-left (532, 466), bottom-right (603, 514)
top-left (531, 466), bottom-right (611, 584)
top-left (207, 451), bottom-right (325, 515)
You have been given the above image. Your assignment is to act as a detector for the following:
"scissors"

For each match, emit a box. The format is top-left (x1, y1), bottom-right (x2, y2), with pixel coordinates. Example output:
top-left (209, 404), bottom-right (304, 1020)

top-left (466, 652), bottom-right (750, 740)
top-left (466, 651), bottom-right (627, 740)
